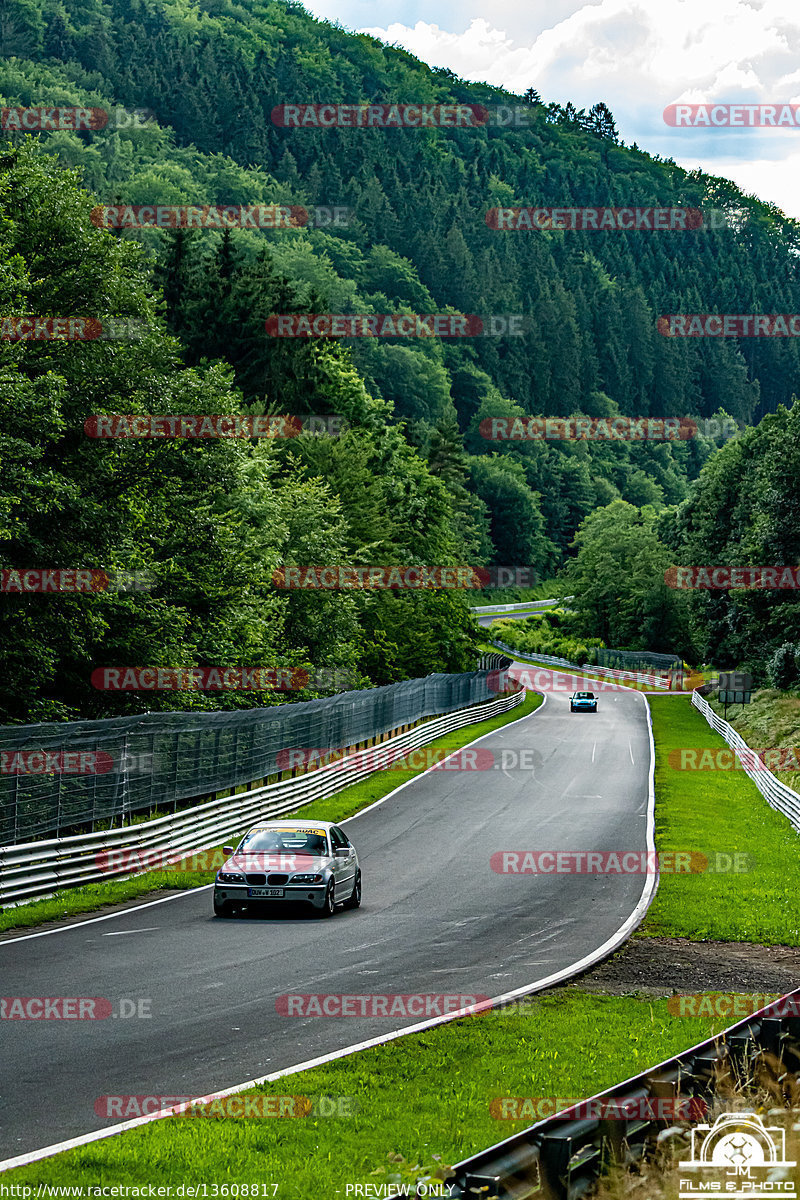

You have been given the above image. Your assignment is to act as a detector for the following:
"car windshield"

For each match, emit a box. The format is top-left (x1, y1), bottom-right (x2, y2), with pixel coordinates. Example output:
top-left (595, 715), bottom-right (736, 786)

top-left (576, 692), bottom-right (595, 699)
top-left (239, 829), bottom-right (329, 856)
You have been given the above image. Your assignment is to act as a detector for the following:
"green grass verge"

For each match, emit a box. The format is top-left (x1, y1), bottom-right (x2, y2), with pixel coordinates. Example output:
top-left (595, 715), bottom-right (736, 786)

top-left (0, 691), bottom-right (542, 935)
top-left (3, 991), bottom-right (726, 1193)
top-left (642, 695), bottom-right (800, 944)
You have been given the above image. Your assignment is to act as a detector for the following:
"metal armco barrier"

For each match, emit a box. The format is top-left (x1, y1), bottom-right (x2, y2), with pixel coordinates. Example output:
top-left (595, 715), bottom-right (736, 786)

top-left (388, 989), bottom-right (800, 1199)
top-left (470, 598), bottom-right (570, 615)
top-left (692, 690), bottom-right (800, 831)
top-left (0, 689), bottom-right (524, 906)
top-left (588, 664), bottom-right (671, 689)
top-left (490, 641), bottom-right (575, 669)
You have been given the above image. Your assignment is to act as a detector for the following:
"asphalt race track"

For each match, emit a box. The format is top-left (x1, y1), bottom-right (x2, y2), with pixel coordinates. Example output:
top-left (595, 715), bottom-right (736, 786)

top-left (0, 683), bottom-right (654, 1159)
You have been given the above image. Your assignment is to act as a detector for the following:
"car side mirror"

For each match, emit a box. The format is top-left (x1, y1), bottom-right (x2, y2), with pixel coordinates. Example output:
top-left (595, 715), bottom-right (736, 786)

top-left (222, 846), bottom-right (234, 855)
top-left (334, 847), bottom-right (350, 857)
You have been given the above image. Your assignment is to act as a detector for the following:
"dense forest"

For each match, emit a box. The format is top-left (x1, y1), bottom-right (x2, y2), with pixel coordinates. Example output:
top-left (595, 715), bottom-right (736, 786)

top-left (2, 0), bottom-right (800, 720)
top-left (558, 398), bottom-right (800, 686)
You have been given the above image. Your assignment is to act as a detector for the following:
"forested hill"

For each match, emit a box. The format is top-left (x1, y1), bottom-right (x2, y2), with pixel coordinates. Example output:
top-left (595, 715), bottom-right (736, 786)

top-left (4, 0), bottom-right (800, 549)
top-left (3, 0), bottom-right (800, 719)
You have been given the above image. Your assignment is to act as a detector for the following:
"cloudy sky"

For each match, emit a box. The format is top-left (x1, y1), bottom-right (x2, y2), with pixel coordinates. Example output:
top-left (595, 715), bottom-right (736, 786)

top-left (303, 0), bottom-right (800, 219)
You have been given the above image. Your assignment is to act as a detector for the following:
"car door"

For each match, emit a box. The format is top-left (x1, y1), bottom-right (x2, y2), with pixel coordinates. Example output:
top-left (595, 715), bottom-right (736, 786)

top-left (330, 825), bottom-right (355, 897)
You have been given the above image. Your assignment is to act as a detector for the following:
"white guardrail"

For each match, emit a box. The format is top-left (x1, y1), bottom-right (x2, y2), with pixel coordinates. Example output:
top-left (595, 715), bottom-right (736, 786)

top-left (0, 689), bottom-right (524, 907)
top-left (490, 640), bottom-right (575, 668)
top-left (691, 690), bottom-right (800, 832)
top-left (588, 664), bottom-right (671, 689)
top-left (470, 596), bottom-right (573, 616)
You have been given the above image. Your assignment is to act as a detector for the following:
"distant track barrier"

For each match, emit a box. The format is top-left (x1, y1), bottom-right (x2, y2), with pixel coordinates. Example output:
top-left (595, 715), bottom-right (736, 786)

top-left (490, 641), bottom-right (673, 687)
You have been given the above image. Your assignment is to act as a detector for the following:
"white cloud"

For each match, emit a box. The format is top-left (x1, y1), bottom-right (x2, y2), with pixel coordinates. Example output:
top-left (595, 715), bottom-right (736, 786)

top-left (358, 0), bottom-right (800, 217)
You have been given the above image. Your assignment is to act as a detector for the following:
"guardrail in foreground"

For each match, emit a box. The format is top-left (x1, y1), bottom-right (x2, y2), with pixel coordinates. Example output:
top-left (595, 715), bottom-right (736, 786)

top-left (388, 989), bottom-right (800, 1199)
top-left (0, 689), bottom-right (524, 906)
top-left (691, 690), bottom-right (800, 832)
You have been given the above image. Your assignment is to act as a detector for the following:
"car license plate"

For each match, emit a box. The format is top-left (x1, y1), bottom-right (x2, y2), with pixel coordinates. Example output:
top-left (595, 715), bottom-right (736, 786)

top-left (247, 887), bottom-right (284, 898)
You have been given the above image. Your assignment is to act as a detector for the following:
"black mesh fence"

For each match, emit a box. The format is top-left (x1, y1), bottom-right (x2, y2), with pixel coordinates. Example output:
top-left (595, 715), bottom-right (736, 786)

top-left (477, 653), bottom-right (513, 671)
top-left (595, 648), bottom-right (682, 672)
top-left (0, 671), bottom-right (502, 844)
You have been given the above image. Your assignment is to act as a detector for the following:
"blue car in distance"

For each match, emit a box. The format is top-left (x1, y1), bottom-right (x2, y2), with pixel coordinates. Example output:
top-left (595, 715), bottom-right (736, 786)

top-left (570, 690), bottom-right (597, 713)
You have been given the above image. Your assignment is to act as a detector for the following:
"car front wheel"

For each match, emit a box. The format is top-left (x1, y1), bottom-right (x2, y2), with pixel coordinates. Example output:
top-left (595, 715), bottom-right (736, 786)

top-left (343, 871), bottom-right (361, 910)
top-left (214, 897), bottom-right (233, 918)
top-left (318, 881), bottom-right (336, 918)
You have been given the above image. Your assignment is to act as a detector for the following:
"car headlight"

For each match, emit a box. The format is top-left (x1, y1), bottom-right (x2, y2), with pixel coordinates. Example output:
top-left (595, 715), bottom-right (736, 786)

top-left (217, 871), bottom-right (245, 883)
top-left (291, 873), bottom-right (324, 884)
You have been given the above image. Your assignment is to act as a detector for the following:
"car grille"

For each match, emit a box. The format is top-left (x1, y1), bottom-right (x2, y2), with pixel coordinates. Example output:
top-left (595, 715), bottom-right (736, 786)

top-left (267, 874), bottom-right (289, 885)
top-left (245, 873), bottom-right (266, 885)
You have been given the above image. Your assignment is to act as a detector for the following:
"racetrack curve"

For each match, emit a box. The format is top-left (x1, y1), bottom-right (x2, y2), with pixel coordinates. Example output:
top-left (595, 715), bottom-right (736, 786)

top-left (475, 603), bottom-right (557, 627)
top-left (0, 682), bottom-right (655, 1160)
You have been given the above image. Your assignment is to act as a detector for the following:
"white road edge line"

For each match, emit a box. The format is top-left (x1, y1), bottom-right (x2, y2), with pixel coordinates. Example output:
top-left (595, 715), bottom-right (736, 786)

top-left (0, 886), bottom-right (215, 944)
top-left (0, 685), bottom-right (659, 1174)
top-left (102, 928), bottom-right (160, 937)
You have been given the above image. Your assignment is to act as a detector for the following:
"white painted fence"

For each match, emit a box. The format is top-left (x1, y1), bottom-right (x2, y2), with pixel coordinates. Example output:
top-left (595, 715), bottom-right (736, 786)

top-left (691, 690), bottom-right (800, 831)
